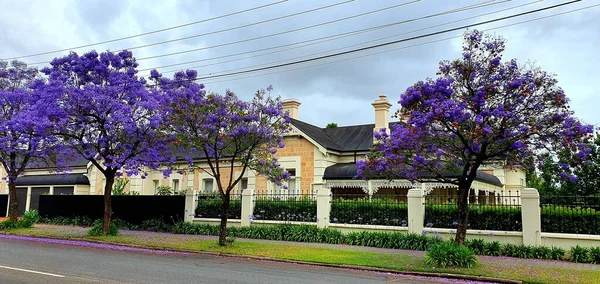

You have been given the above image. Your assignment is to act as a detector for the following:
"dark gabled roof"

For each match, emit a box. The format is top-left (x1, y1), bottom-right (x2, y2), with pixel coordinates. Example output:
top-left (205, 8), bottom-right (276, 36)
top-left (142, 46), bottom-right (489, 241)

top-left (289, 118), bottom-right (341, 150)
top-left (25, 155), bottom-right (90, 170)
top-left (323, 163), bottom-right (503, 187)
top-left (290, 119), bottom-right (403, 152)
top-left (16, 174), bottom-right (90, 186)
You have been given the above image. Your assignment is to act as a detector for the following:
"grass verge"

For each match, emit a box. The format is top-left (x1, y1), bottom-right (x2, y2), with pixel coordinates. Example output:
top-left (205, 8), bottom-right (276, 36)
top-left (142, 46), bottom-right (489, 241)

top-left (4, 226), bottom-right (600, 284)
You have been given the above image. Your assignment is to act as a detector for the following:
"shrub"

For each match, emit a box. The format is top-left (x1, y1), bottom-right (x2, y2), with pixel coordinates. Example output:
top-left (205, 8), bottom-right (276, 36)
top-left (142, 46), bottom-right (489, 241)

top-left (22, 210), bottom-right (40, 225)
top-left (541, 206), bottom-right (600, 234)
top-left (550, 246), bottom-right (566, 260)
top-left (139, 218), bottom-right (172, 232)
top-left (483, 241), bottom-right (502, 256)
top-left (156, 185), bottom-right (173, 196)
top-left (330, 197), bottom-right (408, 226)
top-left (425, 242), bottom-right (478, 268)
top-left (589, 247), bottom-right (600, 264)
top-left (464, 238), bottom-right (486, 255)
top-left (254, 197), bottom-right (316, 222)
top-left (425, 204), bottom-right (521, 231)
top-left (569, 245), bottom-right (590, 263)
top-left (88, 220), bottom-right (119, 236)
top-left (531, 246), bottom-right (552, 259)
top-left (195, 196), bottom-right (241, 219)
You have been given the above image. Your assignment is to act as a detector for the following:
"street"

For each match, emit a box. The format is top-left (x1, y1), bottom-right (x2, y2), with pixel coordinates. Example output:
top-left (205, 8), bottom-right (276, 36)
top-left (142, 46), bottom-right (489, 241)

top-left (0, 236), bottom-right (484, 284)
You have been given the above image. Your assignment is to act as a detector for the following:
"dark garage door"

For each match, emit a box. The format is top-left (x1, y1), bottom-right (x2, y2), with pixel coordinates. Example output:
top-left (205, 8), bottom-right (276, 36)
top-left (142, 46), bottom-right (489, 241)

top-left (16, 187), bottom-right (27, 216)
top-left (29, 187), bottom-right (49, 212)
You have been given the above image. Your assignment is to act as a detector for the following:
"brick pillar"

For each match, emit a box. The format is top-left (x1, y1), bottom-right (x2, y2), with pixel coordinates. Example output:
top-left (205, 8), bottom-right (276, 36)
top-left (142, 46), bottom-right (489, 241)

top-left (521, 187), bottom-right (542, 246)
top-left (316, 185), bottom-right (331, 229)
top-left (407, 187), bottom-right (425, 234)
top-left (241, 187), bottom-right (255, 227)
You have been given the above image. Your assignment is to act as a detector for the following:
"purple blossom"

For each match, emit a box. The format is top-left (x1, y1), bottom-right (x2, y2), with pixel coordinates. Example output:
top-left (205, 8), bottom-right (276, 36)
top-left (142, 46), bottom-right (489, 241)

top-left (357, 30), bottom-right (594, 244)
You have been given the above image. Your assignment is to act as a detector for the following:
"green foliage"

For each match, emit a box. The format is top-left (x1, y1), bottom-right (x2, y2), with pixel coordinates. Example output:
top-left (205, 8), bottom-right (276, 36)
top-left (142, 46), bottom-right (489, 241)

top-left (425, 204), bottom-right (522, 231)
top-left (570, 245), bottom-right (591, 263)
top-left (550, 246), bottom-right (566, 260)
top-left (464, 238), bottom-right (486, 255)
top-left (531, 246), bottom-right (552, 259)
top-left (225, 236), bottom-right (236, 245)
top-left (589, 247), bottom-right (600, 264)
top-left (39, 216), bottom-right (95, 227)
top-left (88, 220), bottom-right (119, 236)
top-left (483, 241), bottom-right (502, 256)
top-left (540, 205), bottom-right (600, 234)
top-left (112, 178), bottom-right (131, 195)
top-left (425, 242), bottom-right (478, 268)
top-left (254, 197), bottom-right (316, 222)
top-left (21, 210), bottom-right (40, 227)
top-left (330, 198), bottom-right (408, 226)
top-left (156, 185), bottom-right (173, 196)
top-left (196, 195), bottom-right (241, 219)
top-left (325, 122), bottom-right (338, 128)
top-left (139, 218), bottom-right (172, 232)
top-left (1, 210), bottom-right (40, 230)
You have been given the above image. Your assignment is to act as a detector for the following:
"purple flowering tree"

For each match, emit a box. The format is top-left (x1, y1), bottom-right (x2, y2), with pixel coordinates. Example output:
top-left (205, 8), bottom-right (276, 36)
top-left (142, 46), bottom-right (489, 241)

top-left (357, 30), bottom-right (594, 245)
top-left (37, 50), bottom-right (174, 234)
top-left (0, 60), bottom-right (61, 221)
top-left (158, 73), bottom-right (290, 245)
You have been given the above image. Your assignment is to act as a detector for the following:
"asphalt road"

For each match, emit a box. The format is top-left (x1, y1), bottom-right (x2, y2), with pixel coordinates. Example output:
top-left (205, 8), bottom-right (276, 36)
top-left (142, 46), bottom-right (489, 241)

top-left (0, 237), bottom-right (481, 284)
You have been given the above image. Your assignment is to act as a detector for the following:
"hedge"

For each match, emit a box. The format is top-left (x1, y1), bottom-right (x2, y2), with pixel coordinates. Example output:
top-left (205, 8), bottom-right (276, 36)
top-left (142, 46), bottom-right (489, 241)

top-left (39, 216), bottom-right (600, 263)
top-left (196, 197), bottom-right (600, 234)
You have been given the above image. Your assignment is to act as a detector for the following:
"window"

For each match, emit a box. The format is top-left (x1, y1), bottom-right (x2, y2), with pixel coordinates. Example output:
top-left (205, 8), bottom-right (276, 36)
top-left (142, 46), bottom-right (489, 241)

top-left (203, 179), bottom-right (214, 193)
top-left (172, 179), bottom-right (180, 192)
top-left (286, 169), bottom-right (296, 194)
top-left (239, 178), bottom-right (248, 193)
top-left (153, 180), bottom-right (159, 192)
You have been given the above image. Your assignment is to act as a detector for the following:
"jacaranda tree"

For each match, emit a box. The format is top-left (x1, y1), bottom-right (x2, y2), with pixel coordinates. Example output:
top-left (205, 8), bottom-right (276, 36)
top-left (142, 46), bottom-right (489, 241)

top-left (38, 50), bottom-right (174, 234)
top-left (157, 72), bottom-right (290, 245)
top-left (357, 30), bottom-right (594, 245)
top-left (0, 60), bottom-right (61, 221)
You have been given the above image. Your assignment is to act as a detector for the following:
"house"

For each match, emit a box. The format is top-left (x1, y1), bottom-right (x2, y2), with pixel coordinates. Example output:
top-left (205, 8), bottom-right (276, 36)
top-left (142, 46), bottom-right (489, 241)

top-left (0, 95), bottom-right (524, 214)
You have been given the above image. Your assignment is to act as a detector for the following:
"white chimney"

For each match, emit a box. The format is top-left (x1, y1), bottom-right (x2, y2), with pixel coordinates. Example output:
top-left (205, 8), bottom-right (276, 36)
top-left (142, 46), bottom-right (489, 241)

top-left (282, 99), bottom-right (301, 120)
top-left (372, 94), bottom-right (392, 135)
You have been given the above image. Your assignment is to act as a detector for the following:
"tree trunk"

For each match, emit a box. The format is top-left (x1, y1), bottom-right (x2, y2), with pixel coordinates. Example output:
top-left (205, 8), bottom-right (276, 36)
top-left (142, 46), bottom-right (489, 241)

top-left (103, 175), bottom-right (115, 234)
top-left (7, 175), bottom-right (18, 222)
top-left (218, 194), bottom-right (231, 246)
top-left (454, 185), bottom-right (470, 245)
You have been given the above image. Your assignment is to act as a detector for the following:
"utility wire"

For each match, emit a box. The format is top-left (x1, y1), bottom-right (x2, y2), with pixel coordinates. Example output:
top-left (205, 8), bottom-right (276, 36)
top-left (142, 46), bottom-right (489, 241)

top-left (138, 0), bottom-right (514, 73)
top-left (149, 0), bottom-right (541, 76)
top-left (200, 3), bottom-right (599, 86)
top-left (26, 0), bottom-right (415, 65)
top-left (1, 0), bottom-right (289, 60)
top-left (146, 0), bottom-right (584, 85)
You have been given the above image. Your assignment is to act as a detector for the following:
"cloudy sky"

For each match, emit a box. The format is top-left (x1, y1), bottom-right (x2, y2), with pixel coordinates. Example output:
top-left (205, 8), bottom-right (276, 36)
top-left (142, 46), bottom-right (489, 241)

top-left (0, 0), bottom-right (598, 128)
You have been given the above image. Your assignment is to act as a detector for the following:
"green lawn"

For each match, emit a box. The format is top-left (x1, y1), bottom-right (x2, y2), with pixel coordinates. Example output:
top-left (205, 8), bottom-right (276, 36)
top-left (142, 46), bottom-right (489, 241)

top-left (4, 226), bottom-right (600, 284)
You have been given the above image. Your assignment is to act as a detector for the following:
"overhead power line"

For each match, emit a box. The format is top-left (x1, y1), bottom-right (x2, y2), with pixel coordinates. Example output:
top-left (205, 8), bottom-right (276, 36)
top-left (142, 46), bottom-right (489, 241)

top-left (1, 0), bottom-right (290, 61)
top-left (26, 0), bottom-right (415, 65)
top-left (148, 0), bottom-right (541, 76)
top-left (145, 0), bottom-right (584, 85)
top-left (138, 0), bottom-right (515, 73)
top-left (200, 3), bottom-right (599, 86)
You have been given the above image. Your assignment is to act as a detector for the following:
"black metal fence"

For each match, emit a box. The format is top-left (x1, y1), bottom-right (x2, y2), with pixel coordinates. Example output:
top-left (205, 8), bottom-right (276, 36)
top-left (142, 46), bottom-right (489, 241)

top-left (540, 195), bottom-right (600, 234)
top-left (330, 194), bottom-right (408, 226)
top-left (253, 194), bottom-right (316, 222)
top-left (424, 193), bottom-right (522, 231)
top-left (0, 194), bottom-right (7, 217)
top-left (195, 193), bottom-right (242, 219)
top-left (38, 195), bottom-right (185, 225)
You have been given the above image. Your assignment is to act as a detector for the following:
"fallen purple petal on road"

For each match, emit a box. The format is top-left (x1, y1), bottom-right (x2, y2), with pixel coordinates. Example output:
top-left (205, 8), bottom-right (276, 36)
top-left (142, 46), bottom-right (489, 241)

top-left (0, 234), bottom-right (191, 256)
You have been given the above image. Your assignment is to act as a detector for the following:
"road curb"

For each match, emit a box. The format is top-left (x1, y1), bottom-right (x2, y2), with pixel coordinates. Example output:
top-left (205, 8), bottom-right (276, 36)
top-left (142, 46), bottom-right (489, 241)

top-left (1, 232), bottom-right (521, 284)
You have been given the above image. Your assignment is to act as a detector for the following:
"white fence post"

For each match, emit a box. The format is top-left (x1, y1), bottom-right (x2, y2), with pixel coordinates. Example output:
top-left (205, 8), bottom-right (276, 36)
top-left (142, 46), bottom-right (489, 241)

top-left (184, 190), bottom-right (198, 222)
top-left (316, 185), bottom-right (331, 229)
top-left (407, 187), bottom-right (425, 234)
top-left (241, 187), bottom-right (255, 227)
top-left (521, 187), bottom-right (542, 246)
